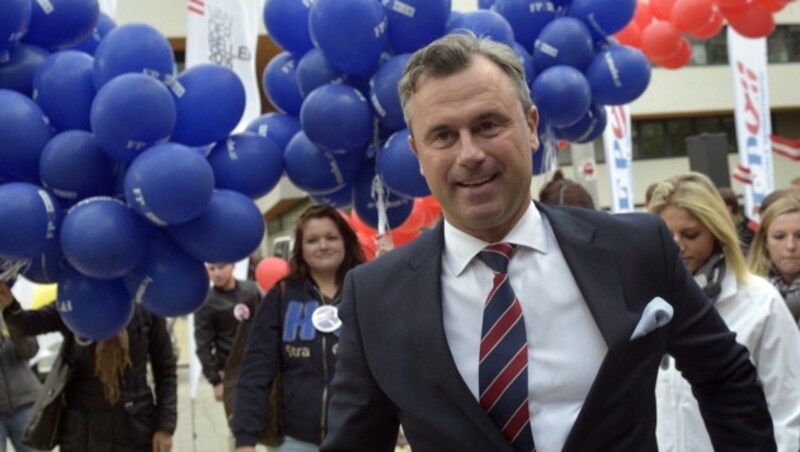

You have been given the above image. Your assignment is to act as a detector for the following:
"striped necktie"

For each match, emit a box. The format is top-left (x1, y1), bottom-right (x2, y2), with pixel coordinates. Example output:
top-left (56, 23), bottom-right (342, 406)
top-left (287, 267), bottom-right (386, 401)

top-left (478, 243), bottom-right (535, 452)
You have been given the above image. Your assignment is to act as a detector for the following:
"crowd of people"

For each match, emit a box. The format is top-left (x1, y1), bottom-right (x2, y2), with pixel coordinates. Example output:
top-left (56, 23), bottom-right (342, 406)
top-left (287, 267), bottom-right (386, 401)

top-left (0, 32), bottom-right (799, 452)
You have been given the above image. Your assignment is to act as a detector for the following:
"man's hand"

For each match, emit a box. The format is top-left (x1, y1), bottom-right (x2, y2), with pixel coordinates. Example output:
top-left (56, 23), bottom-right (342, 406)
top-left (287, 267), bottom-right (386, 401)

top-left (0, 281), bottom-right (14, 310)
top-left (213, 382), bottom-right (224, 402)
top-left (235, 447), bottom-right (255, 452)
top-left (152, 430), bottom-right (173, 452)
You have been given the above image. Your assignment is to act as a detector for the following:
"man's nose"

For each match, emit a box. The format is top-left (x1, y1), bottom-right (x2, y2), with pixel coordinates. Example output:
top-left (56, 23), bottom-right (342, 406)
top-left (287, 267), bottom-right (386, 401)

top-left (456, 133), bottom-right (485, 166)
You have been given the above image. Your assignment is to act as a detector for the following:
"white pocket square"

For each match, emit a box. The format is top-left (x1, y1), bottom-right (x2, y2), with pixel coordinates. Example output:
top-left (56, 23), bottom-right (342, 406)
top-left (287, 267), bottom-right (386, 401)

top-left (630, 297), bottom-right (674, 340)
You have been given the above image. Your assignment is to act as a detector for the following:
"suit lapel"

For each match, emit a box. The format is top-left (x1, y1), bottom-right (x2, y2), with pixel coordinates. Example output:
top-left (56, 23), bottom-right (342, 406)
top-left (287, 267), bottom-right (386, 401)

top-left (403, 223), bottom-right (515, 452)
top-left (539, 204), bottom-right (629, 349)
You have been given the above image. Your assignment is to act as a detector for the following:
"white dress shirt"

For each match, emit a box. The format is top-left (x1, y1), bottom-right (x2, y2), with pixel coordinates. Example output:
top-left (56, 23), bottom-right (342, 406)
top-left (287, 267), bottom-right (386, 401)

top-left (441, 202), bottom-right (608, 452)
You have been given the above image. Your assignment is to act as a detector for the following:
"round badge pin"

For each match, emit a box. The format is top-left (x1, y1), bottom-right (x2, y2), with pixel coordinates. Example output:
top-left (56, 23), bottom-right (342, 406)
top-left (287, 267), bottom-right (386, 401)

top-left (233, 303), bottom-right (251, 321)
top-left (312, 305), bottom-right (342, 333)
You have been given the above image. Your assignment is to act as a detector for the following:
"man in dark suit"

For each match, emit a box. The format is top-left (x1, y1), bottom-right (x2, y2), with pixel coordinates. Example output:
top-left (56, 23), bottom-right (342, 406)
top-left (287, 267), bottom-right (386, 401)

top-left (321, 33), bottom-right (775, 452)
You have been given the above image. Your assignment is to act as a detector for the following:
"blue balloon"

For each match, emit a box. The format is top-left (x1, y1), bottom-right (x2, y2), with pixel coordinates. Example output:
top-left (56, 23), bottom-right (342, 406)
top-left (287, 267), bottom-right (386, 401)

top-left (245, 112), bottom-right (301, 152)
top-left (370, 54), bottom-right (412, 131)
top-left (60, 197), bottom-right (149, 279)
top-left (296, 48), bottom-right (347, 98)
top-left (40, 130), bottom-right (114, 202)
top-left (90, 73), bottom-right (177, 162)
top-left (309, 0), bottom-right (388, 76)
top-left (300, 84), bottom-right (373, 153)
top-left (23, 245), bottom-right (65, 284)
top-left (33, 50), bottom-right (96, 131)
top-left (124, 143), bottom-right (214, 226)
top-left (585, 45), bottom-right (651, 106)
top-left (378, 129), bottom-right (430, 198)
top-left (57, 266), bottom-right (133, 341)
top-left (0, 90), bottom-right (53, 183)
top-left (262, 52), bottom-right (303, 116)
top-left (23, 0), bottom-right (99, 50)
top-left (168, 189), bottom-right (265, 263)
top-left (263, 0), bottom-right (314, 55)
top-left (310, 183), bottom-right (353, 209)
top-left (207, 133), bottom-right (285, 199)
top-left (447, 10), bottom-right (515, 47)
top-left (479, 0), bottom-right (496, 8)
top-left (0, 44), bottom-right (49, 96)
top-left (353, 162), bottom-right (414, 230)
top-left (533, 122), bottom-right (557, 175)
top-left (554, 102), bottom-right (607, 143)
top-left (0, 182), bottom-right (62, 260)
top-left (284, 132), bottom-right (365, 194)
top-left (568, 0), bottom-right (636, 38)
top-left (512, 43), bottom-right (537, 85)
top-left (68, 12), bottom-right (116, 55)
top-left (383, 0), bottom-right (451, 53)
top-left (170, 64), bottom-right (245, 147)
top-left (0, 0), bottom-right (31, 55)
top-left (93, 23), bottom-right (175, 89)
top-left (124, 231), bottom-right (208, 317)
top-left (534, 17), bottom-right (594, 72)
top-left (495, 0), bottom-right (558, 49)
top-left (532, 66), bottom-right (591, 127)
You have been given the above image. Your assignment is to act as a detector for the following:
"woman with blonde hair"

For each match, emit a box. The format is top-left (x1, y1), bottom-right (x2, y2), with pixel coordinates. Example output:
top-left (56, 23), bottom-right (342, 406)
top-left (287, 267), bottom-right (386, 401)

top-left (648, 172), bottom-right (800, 452)
top-left (747, 190), bottom-right (800, 324)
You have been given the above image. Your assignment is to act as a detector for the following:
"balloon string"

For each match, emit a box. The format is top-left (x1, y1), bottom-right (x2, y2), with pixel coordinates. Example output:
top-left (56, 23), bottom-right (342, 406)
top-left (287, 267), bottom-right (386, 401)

top-left (371, 172), bottom-right (389, 235)
top-left (542, 125), bottom-right (559, 175)
top-left (0, 259), bottom-right (31, 283)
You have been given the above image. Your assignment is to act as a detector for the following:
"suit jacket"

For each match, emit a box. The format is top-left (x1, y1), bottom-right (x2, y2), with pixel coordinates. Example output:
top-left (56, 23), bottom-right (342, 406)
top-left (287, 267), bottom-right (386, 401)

top-left (321, 204), bottom-right (775, 452)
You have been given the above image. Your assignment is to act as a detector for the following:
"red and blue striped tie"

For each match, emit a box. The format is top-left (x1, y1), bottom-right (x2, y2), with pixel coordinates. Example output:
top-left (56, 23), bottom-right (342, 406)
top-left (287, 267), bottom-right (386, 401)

top-left (478, 243), bottom-right (535, 452)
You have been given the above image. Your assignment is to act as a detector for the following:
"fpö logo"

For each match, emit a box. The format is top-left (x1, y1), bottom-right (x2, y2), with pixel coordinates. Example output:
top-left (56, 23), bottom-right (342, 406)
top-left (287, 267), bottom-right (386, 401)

top-left (608, 105), bottom-right (632, 211)
top-left (735, 60), bottom-right (768, 206)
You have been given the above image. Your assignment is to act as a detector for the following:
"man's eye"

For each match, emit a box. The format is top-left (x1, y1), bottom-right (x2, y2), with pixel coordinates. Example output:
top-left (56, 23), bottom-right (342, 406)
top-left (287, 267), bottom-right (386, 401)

top-left (477, 122), bottom-right (496, 133)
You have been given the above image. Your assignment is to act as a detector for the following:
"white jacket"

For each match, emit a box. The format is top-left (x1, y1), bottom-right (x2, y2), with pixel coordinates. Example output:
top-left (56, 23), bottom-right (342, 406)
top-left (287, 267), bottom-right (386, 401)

top-left (656, 265), bottom-right (800, 452)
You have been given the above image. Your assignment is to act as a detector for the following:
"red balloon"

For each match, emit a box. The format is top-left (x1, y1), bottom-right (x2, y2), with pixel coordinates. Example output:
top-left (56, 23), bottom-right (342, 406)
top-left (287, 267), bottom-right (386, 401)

top-left (756, 0), bottom-right (788, 13)
top-left (357, 231), bottom-right (377, 261)
top-left (615, 22), bottom-right (642, 47)
top-left (653, 37), bottom-right (692, 69)
top-left (649, 0), bottom-right (677, 20)
top-left (719, 0), bottom-right (749, 7)
top-left (350, 210), bottom-right (378, 235)
top-left (337, 209), bottom-right (354, 230)
top-left (397, 198), bottom-right (429, 233)
top-left (641, 21), bottom-right (682, 62)
top-left (688, 9), bottom-right (724, 39)
top-left (389, 228), bottom-right (420, 247)
top-left (672, 0), bottom-right (715, 33)
top-left (255, 257), bottom-right (289, 292)
top-left (633, 0), bottom-right (654, 29)
top-left (418, 195), bottom-right (442, 227)
top-left (723, 4), bottom-right (776, 38)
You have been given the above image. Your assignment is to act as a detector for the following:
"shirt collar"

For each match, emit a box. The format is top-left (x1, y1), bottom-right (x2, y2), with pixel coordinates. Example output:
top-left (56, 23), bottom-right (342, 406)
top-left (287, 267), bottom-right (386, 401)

top-left (443, 201), bottom-right (548, 276)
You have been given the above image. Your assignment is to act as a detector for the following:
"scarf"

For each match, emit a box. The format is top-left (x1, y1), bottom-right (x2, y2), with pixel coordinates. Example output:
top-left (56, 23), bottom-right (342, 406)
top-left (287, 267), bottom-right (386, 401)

top-left (94, 330), bottom-right (131, 406)
top-left (769, 272), bottom-right (800, 323)
top-left (693, 248), bottom-right (726, 303)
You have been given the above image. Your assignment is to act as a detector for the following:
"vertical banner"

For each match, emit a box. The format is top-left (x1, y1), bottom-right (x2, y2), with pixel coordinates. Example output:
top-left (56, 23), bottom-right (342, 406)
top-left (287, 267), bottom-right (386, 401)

top-left (728, 28), bottom-right (774, 221)
top-left (570, 143), bottom-right (599, 207)
top-left (185, 0), bottom-right (262, 132)
top-left (603, 105), bottom-right (634, 213)
top-left (187, 313), bottom-right (202, 399)
top-left (97, 0), bottom-right (118, 17)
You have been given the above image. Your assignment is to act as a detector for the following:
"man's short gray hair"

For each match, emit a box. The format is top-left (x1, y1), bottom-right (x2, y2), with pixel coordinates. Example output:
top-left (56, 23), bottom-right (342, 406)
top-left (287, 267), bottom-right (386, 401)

top-left (398, 32), bottom-right (533, 131)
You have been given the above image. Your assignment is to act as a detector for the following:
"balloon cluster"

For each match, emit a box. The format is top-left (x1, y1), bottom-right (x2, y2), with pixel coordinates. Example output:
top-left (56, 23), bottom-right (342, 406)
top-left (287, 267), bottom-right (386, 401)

top-left (0, 0), bottom-right (276, 340)
top-left (617, 0), bottom-right (787, 70)
top-left (256, 0), bottom-right (652, 230)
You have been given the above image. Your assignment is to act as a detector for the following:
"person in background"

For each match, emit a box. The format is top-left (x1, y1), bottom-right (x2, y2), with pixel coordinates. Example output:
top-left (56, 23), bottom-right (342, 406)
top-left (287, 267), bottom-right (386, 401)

top-left (194, 263), bottom-right (260, 402)
top-left (321, 33), bottom-right (775, 452)
top-left (233, 205), bottom-right (365, 452)
top-left (748, 190), bottom-right (800, 326)
top-left (0, 279), bottom-right (42, 452)
top-left (538, 169), bottom-right (595, 209)
top-left (791, 176), bottom-right (800, 190)
top-left (0, 280), bottom-right (176, 452)
top-left (644, 182), bottom-right (658, 209)
top-left (648, 172), bottom-right (800, 451)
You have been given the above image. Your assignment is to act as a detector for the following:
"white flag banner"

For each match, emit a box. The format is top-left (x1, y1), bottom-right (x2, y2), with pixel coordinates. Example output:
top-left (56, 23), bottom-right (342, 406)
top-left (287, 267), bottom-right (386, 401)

top-left (728, 28), bottom-right (774, 221)
top-left (97, 0), bottom-right (117, 17)
top-left (185, 0), bottom-right (262, 132)
top-left (570, 142), bottom-right (599, 207)
top-left (603, 105), bottom-right (634, 213)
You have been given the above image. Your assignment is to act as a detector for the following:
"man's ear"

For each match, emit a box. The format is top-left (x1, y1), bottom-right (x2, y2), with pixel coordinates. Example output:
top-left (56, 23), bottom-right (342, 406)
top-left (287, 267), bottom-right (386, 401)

top-left (408, 133), bottom-right (424, 176)
top-left (528, 106), bottom-right (539, 153)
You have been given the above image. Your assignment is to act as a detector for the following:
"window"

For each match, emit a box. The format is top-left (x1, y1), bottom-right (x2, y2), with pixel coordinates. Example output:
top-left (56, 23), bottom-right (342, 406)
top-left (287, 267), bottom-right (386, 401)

top-left (685, 25), bottom-right (800, 66)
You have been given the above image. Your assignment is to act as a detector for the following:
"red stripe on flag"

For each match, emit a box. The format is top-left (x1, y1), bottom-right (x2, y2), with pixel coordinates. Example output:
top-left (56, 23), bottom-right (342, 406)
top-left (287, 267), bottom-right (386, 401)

top-left (189, 0), bottom-right (205, 5)
top-left (772, 135), bottom-right (800, 161)
top-left (732, 163), bottom-right (753, 185)
top-left (188, 4), bottom-right (203, 15)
